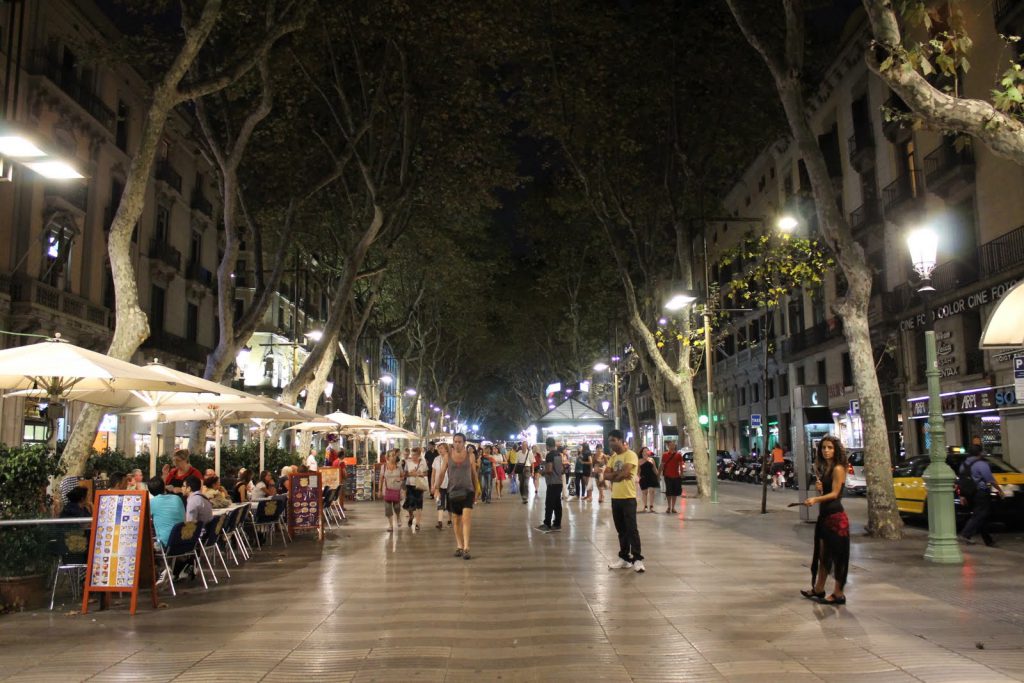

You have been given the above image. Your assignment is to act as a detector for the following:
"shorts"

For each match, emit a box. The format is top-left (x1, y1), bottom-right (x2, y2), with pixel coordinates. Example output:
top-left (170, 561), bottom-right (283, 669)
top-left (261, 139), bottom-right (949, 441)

top-left (581, 466), bottom-right (592, 477)
top-left (448, 491), bottom-right (475, 516)
top-left (436, 489), bottom-right (448, 511)
top-left (403, 486), bottom-right (424, 510)
top-left (771, 462), bottom-right (785, 474)
top-left (664, 477), bottom-right (683, 496)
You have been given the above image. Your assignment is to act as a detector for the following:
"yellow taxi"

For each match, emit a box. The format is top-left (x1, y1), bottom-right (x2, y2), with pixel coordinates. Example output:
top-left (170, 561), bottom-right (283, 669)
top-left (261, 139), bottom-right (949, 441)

top-left (893, 455), bottom-right (1024, 524)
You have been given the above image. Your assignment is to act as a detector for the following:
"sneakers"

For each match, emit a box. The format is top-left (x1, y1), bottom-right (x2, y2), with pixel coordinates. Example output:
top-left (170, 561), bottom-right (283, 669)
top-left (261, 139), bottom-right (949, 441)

top-left (536, 523), bottom-right (552, 532)
top-left (608, 558), bottom-right (633, 569)
top-left (551, 525), bottom-right (562, 531)
top-left (633, 560), bottom-right (646, 573)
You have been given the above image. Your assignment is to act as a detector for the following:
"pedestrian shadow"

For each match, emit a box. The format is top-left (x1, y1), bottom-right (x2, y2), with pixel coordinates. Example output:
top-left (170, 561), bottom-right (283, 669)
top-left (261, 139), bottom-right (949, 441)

top-left (811, 602), bottom-right (867, 637)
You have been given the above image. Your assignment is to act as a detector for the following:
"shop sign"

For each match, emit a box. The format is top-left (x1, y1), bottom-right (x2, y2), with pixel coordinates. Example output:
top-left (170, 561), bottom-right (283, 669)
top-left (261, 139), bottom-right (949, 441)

top-left (1015, 357), bottom-right (1024, 405)
top-left (899, 278), bottom-right (1019, 331)
top-left (849, 399), bottom-right (860, 416)
top-left (750, 413), bottom-right (762, 427)
top-left (994, 348), bottom-right (1024, 364)
top-left (910, 387), bottom-right (998, 417)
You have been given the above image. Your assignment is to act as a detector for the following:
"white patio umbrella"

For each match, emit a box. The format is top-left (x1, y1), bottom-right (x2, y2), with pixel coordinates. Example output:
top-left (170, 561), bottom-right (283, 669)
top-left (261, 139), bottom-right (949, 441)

top-left (980, 280), bottom-right (1024, 349)
top-left (122, 394), bottom-right (316, 475)
top-left (0, 336), bottom-right (214, 450)
top-left (286, 411), bottom-right (381, 432)
top-left (12, 359), bottom-right (248, 476)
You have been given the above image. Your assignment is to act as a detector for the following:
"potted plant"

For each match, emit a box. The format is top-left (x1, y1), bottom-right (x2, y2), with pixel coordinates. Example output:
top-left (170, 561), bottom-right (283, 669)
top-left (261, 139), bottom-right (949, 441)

top-left (0, 444), bottom-right (59, 611)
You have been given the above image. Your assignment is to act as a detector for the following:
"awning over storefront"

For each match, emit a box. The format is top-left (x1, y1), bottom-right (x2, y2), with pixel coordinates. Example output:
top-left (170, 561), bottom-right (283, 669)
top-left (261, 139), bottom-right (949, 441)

top-left (804, 406), bottom-right (834, 424)
top-left (981, 280), bottom-right (1024, 348)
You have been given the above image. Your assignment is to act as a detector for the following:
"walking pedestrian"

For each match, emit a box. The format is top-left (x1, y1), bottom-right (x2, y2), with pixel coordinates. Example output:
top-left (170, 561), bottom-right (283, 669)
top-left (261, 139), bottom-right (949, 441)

top-left (432, 443), bottom-right (452, 529)
top-left (425, 441), bottom-right (439, 496)
top-left (433, 433), bottom-right (479, 560)
top-left (514, 442), bottom-right (530, 503)
top-left (380, 451), bottom-right (403, 532)
top-left (593, 445), bottom-right (608, 503)
top-left (480, 444), bottom-right (495, 503)
top-left (492, 447), bottom-right (506, 499)
top-left (532, 445), bottom-right (543, 494)
top-left (606, 430), bottom-right (644, 573)
top-left (572, 448), bottom-right (584, 498)
top-left (800, 435), bottom-right (850, 605)
top-left (957, 444), bottom-right (1005, 546)
top-left (402, 447), bottom-right (429, 531)
top-left (579, 444), bottom-right (593, 499)
top-left (561, 446), bottom-right (572, 500)
top-left (659, 438), bottom-right (683, 513)
top-left (537, 437), bottom-right (564, 532)
top-left (638, 447), bottom-right (660, 512)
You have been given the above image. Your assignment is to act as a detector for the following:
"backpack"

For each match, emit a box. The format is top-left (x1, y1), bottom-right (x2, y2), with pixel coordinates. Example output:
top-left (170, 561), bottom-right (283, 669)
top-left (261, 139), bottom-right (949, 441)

top-left (956, 457), bottom-right (979, 500)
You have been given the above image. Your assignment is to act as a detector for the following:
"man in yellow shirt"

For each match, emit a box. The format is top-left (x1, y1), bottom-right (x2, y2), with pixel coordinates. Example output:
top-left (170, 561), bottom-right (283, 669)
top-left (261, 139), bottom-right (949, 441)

top-left (605, 429), bottom-right (644, 573)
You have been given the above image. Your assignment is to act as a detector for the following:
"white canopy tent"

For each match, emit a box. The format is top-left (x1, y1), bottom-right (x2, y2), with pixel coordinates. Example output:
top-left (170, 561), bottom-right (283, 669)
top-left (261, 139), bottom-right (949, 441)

top-left (122, 394), bottom-right (316, 475)
top-left (0, 337), bottom-right (214, 450)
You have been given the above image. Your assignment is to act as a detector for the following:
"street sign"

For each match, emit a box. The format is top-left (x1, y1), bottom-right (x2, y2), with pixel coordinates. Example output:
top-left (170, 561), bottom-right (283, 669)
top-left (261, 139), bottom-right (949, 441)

top-left (1014, 356), bottom-right (1024, 404)
top-left (849, 399), bottom-right (860, 416)
top-left (750, 413), bottom-right (762, 428)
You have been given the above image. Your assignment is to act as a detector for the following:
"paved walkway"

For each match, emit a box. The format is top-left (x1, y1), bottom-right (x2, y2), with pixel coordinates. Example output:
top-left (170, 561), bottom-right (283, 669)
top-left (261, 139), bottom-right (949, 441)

top-left (2, 481), bottom-right (1023, 682)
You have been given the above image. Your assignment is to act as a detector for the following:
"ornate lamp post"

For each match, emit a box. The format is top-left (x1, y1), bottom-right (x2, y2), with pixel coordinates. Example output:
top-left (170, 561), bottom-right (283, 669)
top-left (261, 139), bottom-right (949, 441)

top-left (906, 227), bottom-right (963, 564)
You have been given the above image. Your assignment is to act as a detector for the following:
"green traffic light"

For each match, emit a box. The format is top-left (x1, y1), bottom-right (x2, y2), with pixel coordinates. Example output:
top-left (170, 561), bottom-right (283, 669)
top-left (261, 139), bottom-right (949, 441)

top-left (698, 414), bottom-right (709, 426)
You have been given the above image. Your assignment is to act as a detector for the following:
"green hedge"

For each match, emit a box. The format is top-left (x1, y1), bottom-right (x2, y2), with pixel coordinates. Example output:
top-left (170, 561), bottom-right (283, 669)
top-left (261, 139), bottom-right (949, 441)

top-left (0, 444), bottom-right (60, 577)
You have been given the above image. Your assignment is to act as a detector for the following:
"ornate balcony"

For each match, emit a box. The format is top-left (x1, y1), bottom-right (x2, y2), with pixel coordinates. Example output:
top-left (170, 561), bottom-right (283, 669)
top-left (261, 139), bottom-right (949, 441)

top-left (923, 141), bottom-right (975, 198)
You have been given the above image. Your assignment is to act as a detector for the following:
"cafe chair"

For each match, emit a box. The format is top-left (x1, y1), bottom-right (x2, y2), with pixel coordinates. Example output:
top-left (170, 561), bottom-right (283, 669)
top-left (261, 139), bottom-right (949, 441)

top-left (157, 521), bottom-right (208, 596)
top-left (251, 497), bottom-right (289, 547)
top-left (330, 485), bottom-right (347, 521)
top-left (199, 515), bottom-right (231, 582)
top-left (50, 527), bottom-right (90, 610)
top-left (221, 504), bottom-right (250, 563)
top-left (321, 487), bottom-right (339, 529)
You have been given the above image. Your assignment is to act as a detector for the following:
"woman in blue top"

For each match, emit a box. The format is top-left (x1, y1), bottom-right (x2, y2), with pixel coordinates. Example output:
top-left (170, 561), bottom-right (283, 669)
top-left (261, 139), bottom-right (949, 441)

top-left (479, 444), bottom-right (495, 503)
top-left (147, 476), bottom-right (184, 547)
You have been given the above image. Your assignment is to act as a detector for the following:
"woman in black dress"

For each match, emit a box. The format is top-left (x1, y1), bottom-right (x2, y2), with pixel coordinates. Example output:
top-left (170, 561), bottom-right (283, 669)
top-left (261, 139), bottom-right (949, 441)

top-left (800, 435), bottom-right (850, 605)
top-left (638, 447), bottom-right (660, 512)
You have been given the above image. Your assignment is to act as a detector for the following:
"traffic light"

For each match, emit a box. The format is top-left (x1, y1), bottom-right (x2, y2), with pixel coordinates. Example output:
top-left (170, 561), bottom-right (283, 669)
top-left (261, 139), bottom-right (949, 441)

top-left (698, 414), bottom-right (709, 426)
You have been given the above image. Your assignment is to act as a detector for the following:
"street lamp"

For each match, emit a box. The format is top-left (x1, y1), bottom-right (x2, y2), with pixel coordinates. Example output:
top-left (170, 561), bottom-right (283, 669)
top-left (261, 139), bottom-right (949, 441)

top-left (594, 361), bottom-right (621, 429)
top-left (906, 226), bottom-right (962, 564)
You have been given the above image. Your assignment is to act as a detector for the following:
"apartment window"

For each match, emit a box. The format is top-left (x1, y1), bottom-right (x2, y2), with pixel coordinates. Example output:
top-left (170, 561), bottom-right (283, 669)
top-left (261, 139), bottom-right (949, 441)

top-left (796, 365), bottom-right (806, 386)
top-left (740, 387), bottom-right (747, 405)
top-left (902, 140), bottom-right (921, 197)
top-left (41, 225), bottom-right (75, 288)
top-left (189, 230), bottom-right (202, 269)
top-left (817, 358), bottom-right (827, 384)
top-left (752, 383), bottom-right (759, 403)
top-left (186, 303), bottom-right (198, 342)
top-left (767, 377), bottom-right (775, 400)
top-left (233, 298), bottom-right (244, 323)
top-left (789, 296), bottom-right (804, 335)
top-left (103, 266), bottom-right (114, 309)
top-left (150, 285), bottom-right (166, 332)
top-left (842, 352), bottom-right (853, 387)
top-left (811, 290), bottom-right (826, 326)
top-left (116, 101), bottom-right (130, 151)
top-left (780, 372), bottom-right (789, 396)
top-left (155, 205), bottom-right (170, 243)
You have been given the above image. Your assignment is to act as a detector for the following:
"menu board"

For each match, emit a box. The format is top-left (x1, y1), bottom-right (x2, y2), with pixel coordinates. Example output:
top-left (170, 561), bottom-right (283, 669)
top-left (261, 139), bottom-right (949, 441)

top-left (320, 466), bottom-right (340, 489)
top-left (288, 473), bottom-right (323, 540)
top-left (81, 491), bottom-right (158, 615)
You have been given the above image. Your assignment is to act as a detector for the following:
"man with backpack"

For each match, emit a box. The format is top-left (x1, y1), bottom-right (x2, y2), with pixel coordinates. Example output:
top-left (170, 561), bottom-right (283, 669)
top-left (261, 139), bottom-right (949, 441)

top-left (956, 444), bottom-right (1004, 547)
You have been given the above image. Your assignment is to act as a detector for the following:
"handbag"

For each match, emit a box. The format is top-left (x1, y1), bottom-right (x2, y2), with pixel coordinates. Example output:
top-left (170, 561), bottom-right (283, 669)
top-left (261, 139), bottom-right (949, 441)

top-left (448, 487), bottom-right (469, 504)
top-left (384, 487), bottom-right (400, 503)
top-left (413, 477), bottom-right (428, 492)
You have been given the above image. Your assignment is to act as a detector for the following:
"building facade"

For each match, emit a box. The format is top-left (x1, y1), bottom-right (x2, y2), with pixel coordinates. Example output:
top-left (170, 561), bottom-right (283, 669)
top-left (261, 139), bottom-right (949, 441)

top-left (702, 4), bottom-right (1024, 468)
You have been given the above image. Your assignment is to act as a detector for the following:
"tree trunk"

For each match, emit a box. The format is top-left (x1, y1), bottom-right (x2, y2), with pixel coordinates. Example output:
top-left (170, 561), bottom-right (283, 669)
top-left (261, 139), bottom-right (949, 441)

top-left (297, 342), bottom-right (338, 455)
top-left (725, 0), bottom-right (902, 538)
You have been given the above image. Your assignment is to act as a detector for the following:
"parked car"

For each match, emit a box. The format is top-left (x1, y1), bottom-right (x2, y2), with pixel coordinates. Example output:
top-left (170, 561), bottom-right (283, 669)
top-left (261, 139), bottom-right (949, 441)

top-left (845, 449), bottom-right (866, 495)
top-left (892, 455), bottom-right (1024, 524)
top-left (680, 451), bottom-right (731, 482)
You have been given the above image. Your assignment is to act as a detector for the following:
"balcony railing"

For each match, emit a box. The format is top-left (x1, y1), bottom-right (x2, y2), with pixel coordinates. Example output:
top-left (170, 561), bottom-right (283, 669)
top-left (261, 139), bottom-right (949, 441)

top-left (980, 224), bottom-right (1024, 278)
top-left (143, 329), bottom-right (210, 364)
top-left (847, 128), bottom-right (875, 172)
top-left (782, 317), bottom-right (844, 359)
top-left (186, 261), bottom-right (213, 287)
top-left (30, 53), bottom-right (115, 131)
top-left (929, 257), bottom-right (979, 293)
top-left (155, 161), bottom-right (182, 193)
top-left (923, 141), bottom-right (975, 195)
top-left (9, 275), bottom-right (110, 328)
top-left (881, 171), bottom-right (922, 213)
top-left (848, 199), bottom-right (882, 235)
top-left (191, 190), bottom-right (213, 216)
top-left (148, 239), bottom-right (181, 271)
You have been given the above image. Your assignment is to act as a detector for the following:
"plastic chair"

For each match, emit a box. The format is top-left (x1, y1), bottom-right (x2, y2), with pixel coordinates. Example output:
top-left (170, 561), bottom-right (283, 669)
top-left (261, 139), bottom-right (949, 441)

top-left (157, 521), bottom-right (207, 596)
top-left (250, 496), bottom-right (289, 546)
top-left (199, 515), bottom-right (230, 582)
top-left (50, 527), bottom-right (90, 610)
top-left (321, 487), bottom-right (338, 528)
